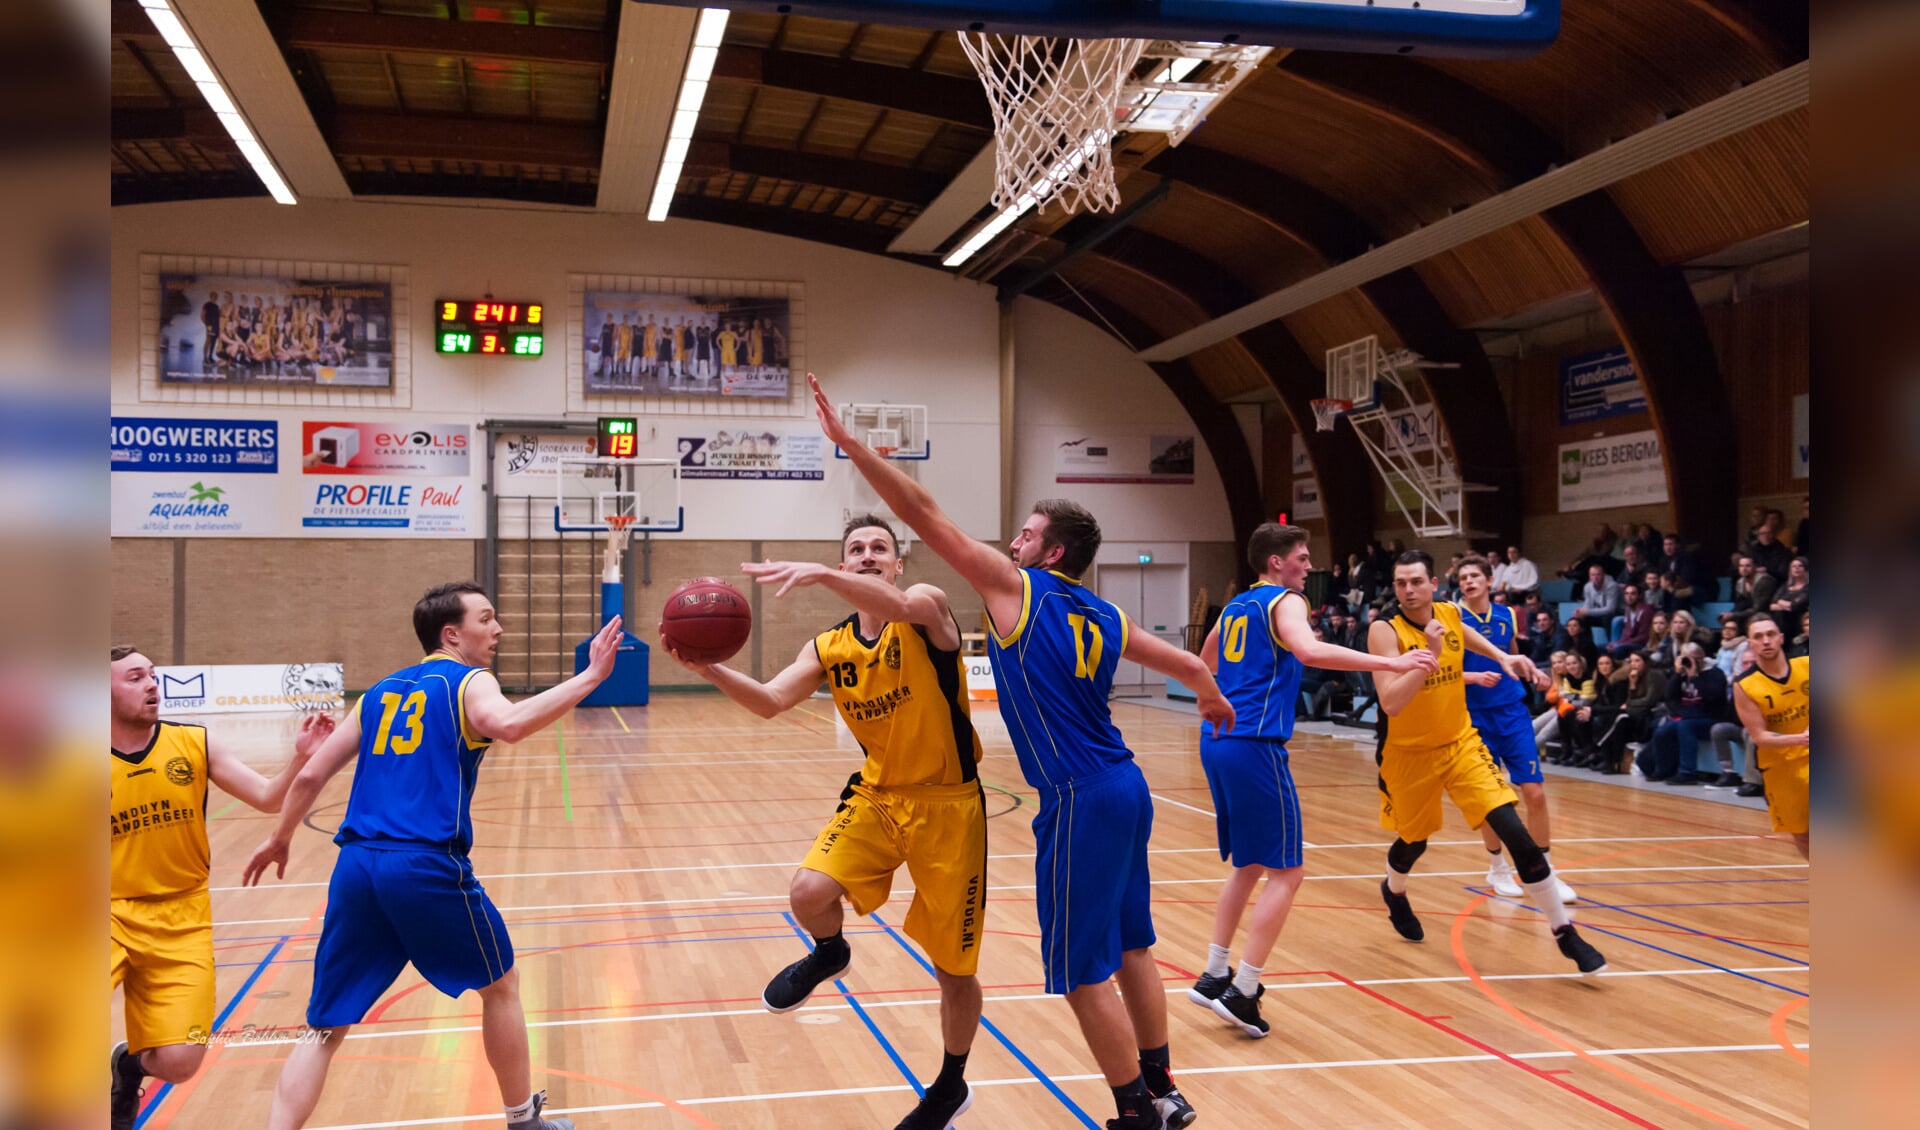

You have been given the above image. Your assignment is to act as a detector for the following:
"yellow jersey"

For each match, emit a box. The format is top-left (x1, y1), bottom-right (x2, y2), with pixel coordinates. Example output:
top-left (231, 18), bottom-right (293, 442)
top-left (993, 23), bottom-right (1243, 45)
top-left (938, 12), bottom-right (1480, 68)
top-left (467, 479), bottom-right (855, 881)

top-left (110, 721), bottom-right (211, 900)
top-left (1384, 601), bottom-right (1473, 749)
top-left (1736, 655), bottom-right (1810, 769)
top-left (815, 614), bottom-right (983, 788)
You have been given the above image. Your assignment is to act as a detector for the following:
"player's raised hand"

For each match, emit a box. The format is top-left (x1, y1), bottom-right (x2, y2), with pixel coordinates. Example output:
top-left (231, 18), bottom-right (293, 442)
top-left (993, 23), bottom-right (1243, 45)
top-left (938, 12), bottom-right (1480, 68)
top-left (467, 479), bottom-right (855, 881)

top-left (809, 373), bottom-right (858, 451)
top-left (1198, 689), bottom-right (1236, 738)
top-left (241, 837), bottom-right (290, 886)
top-left (585, 615), bottom-right (624, 680)
top-left (657, 634), bottom-right (714, 676)
top-left (742, 559), bottom-right (830, 597)
top-left (1503, 653), bottom-right (1548, 689)
top-left (294, 712), bottom-right (336, 761)
top-left (1394, 649), bottom-right (1441, 676)
top-left (1461, 669), bottom-right (1503, 687)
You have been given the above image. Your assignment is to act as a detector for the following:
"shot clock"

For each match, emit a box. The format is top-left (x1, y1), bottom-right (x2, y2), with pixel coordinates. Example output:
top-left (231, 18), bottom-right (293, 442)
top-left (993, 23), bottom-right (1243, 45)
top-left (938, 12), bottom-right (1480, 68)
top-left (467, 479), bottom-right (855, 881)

top-left (597, 416), bottom-right (639, 458)
top-left (435, 299), bottom-right (544, 356)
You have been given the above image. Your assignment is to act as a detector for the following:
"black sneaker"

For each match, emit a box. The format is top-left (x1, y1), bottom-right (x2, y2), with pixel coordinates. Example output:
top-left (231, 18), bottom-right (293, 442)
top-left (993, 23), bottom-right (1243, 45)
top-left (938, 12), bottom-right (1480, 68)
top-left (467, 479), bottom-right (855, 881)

top-left (1553, 924), bottom-right (1609, 976)
top-left (1108, 1109), bottom-right (1168, 1130)
top-left (1210, 983), bottom-right (1270, 1039)
top-left (110, 1042), bottom-right (144, 1130)
top-left (506, 1090), bottom-right (574, 1130)
top-left (895, 1082), bottom-right (972, 1130)
top-left (1153, 1087), bottom-right (1198, 1128)
top-left (1704, 772), bottom-right (1743, 790)
top-left (762, 939), bottom-right (851, 1013)
top-left (1186, 971), bottom-right (1230, 1008)
top-left (1381, 878), bottom-right (1424, 942)
top-left (1736, 782), bottom-right (1766, 798)
top-left (1664, 775), bottom-right (1702, 787)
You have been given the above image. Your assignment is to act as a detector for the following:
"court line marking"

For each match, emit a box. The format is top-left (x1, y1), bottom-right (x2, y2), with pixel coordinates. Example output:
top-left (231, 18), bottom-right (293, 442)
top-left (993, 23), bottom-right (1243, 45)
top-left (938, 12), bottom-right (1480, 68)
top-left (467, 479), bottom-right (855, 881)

top-left (297, 1043), bottom-right (1810, 1129)
top-left (227, 966), bottom-right (1809, 1046)
top-left (608, 708), bottom-right (631, 733)
top-left (134, 935), bottom-right (287, 1128)
top-left (554, 719), bottom-right (572, 822)
top-left (781, 911), bottom-right (924, 1098)
top-left (1150, 789), bottom-right (1324, 847)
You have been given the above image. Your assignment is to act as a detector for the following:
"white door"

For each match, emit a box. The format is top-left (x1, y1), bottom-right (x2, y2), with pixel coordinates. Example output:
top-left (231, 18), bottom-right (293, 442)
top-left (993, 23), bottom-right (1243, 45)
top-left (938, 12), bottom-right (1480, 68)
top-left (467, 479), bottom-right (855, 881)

top-left (1099, 563), bottom-right (1189, 691)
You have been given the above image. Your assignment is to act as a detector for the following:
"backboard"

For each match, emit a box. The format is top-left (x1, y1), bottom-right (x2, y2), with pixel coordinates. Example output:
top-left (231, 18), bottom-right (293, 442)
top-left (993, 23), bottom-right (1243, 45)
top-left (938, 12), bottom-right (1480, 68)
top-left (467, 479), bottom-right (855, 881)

top-left (554, 457), bottom-right (684, 533)
top-left (1325, 336), bottom-right (1379, 409)
top-left (835, 403), bottom-right (930, 460)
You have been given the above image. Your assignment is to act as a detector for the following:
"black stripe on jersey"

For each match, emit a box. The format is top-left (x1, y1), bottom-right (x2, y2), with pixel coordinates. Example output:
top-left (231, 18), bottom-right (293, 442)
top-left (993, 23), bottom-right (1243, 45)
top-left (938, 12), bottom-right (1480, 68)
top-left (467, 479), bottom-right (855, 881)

top-left (915, 618), bottom-right (979, 784)
top-left (110, 719), bottom-right (201, 766)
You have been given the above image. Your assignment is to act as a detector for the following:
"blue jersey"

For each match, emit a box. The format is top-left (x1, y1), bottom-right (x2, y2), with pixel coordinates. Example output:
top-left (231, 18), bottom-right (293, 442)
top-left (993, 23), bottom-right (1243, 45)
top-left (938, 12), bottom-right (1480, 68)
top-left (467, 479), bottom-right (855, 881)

top-left (1458, 601), bottom-right (1526, 711)
top-left (337, 654), bottom-right (494, 855)
top-left (988, 569), bottom-right (1134, 789)
top-left (1212, 582), bottom-right (1302, 742)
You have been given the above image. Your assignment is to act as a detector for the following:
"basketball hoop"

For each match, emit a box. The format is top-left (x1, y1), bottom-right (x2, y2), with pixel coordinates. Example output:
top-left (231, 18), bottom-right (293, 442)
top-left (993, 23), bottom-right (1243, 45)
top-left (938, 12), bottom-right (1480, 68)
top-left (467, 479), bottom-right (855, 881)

top-left (873, 445), bottom-right (899, 460)
top-left (603, 515), bottom-right (639, 582)
top-left (1310, 398), bottom-right (1352, 432)
top-left (960, 34), bottom-right (1148, 215)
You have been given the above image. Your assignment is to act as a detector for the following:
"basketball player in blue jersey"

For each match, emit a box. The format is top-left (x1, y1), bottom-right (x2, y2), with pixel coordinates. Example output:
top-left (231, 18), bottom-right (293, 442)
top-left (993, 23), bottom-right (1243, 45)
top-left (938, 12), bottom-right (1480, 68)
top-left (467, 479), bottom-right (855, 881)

top-left (812, 374), bottom-right (1231, 1130)
top-left (241, 583), bottom-right (625, 1130)
top-left (1188, 524), bottom-right (1438, 1038)
top-left (1454, 555), bottom-right (1577, 903)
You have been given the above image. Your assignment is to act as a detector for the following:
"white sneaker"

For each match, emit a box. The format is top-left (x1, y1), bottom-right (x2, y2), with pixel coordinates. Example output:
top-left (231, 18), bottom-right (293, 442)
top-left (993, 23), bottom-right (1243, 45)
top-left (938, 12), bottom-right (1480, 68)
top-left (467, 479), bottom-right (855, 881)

top-left (1485, 855), bottom-right (1523, 898)
top-left (1552, 873), bottom-right (1579, 904)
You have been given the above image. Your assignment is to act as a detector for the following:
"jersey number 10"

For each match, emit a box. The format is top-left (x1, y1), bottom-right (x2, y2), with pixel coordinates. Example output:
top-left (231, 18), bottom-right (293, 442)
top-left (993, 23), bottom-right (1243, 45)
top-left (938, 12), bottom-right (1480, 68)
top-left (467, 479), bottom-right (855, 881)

top-left (1066, 613), bottom-right (1105, 679)
top-left (371, 690), bottom-right (427, 755)
top-left (1221, 614), bottom-right (1250, 662)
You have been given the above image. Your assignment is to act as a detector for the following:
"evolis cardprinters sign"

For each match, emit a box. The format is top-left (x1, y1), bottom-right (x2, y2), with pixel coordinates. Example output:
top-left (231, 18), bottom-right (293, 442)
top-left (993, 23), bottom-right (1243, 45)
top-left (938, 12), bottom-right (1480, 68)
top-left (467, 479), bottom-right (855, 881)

top-left (111, 417), bottom-right (279, 473)
top-left (300, 421), bottom-right (471, 476)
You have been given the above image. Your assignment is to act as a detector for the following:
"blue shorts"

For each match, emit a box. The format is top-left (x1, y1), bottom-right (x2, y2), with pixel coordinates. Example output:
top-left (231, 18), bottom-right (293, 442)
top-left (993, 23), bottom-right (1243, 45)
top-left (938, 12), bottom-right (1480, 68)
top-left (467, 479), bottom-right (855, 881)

top-left (1472, 701), bottom-right (1543, 785)
top-left (1032, 759), bottom-right (1156, 994)
top-left (307, 844), bottom-right (514, 1028)
top-left (1199, 734), bottom-right (1304, 870)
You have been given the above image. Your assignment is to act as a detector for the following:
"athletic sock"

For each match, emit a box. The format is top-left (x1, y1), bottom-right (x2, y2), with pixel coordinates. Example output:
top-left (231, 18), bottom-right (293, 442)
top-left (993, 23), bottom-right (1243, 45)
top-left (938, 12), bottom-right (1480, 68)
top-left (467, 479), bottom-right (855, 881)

top-left (1138, 1044), bottom-right (1172, 1096)
top-left (1521, 877), bottom-right (1572, 930)
top-left (1385, 867), bottom-right (1409, 895)
top-left (1112, 1076), bottom-right (1154, 1117)
top-left (504, 1095), bottom-right (536, 1123)
top-left (1232, 961), bottom-right (1263, 996)
top-left (1487, 848), bottom-right (1504, 859)
top-left (1204, 943), bottom-right (1231, 978)
top-left (926, 1051), bottom-right (969, 1101)
top-left (811, 931), bottom-right (849, 958)
top-left (118, 1048), bottom-right (147, 1084)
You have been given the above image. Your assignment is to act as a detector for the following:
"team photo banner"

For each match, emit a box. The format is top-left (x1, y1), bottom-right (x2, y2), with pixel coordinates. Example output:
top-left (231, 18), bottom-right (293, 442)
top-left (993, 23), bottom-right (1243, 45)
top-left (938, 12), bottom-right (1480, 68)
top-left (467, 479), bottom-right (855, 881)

top-left (158, 273), bottom-right (393, 388)
top-left (583, 289), bottom-right (792, 398)
top-left (110, 417), bottom-right (278, 473)
top-left (1558, 429), bottom-right (1669, 512)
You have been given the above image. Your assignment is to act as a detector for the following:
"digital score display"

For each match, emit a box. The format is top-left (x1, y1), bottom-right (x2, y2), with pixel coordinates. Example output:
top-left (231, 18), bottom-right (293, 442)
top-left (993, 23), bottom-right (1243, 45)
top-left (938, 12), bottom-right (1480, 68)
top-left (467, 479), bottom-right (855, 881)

top-left (435, 300), bottom-right (544, 356)
top-left (598, 416), bottom-right (639, 458)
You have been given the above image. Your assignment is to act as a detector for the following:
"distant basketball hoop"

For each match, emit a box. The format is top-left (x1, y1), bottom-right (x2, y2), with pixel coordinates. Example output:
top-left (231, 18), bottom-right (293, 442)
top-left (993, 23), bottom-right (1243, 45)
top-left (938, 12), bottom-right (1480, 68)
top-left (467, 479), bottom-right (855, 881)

top-left (1310, 398), bottom-right (1352, 433)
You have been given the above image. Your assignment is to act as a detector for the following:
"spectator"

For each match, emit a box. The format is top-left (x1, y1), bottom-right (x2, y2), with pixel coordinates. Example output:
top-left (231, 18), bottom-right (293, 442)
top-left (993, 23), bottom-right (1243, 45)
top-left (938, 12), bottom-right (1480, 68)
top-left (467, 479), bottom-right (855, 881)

top-left (1713, 622), bottom-right (1750, 679)
top-left (1568, 653), bottom-right (1625, 769)
top-left (1532, 652), bottom-right (1572, 747)
top-left (1745, 504), bottom-right (1769, 546)
top-left (1551, 652), bottom-right (1603, 763)
top-left (1637, 643), bottom-right (1730, 784)
top-left (1790, 609), bottom-right (1810, 658)
top-left (1723, 554), bottom-right (1778, 628)
top-left (1595, 650), bottom-right (1667, 774)
top-left (1642, 569), bottom-right (1676, 616)
top-left (1609, 583), bottom-right (1654, 658)
top-left (1494, 544), bottom-right (1540, 597)
top-left (1527, 610), bottom-right (1566, 668)
top-left (1326, 560), bottom-right (1353, 613)
top-left (1632, 523), bottom-right (1664, 568)
top-left (1579, 562), bottom-right (1622, 622)
top-left (1747, 523), bottom-right (1791, 581)
top-left (1793, 496), bottom-right (1810, 560)
top-left (1562, 523), bottom-right (1622, 581)
top-left (1520, 591), bottom-right (1547, 628)
top-left (1670, 609), bottom-right (1717, 658)
top-left (1619, 542), bottom-right (1647, 584)
top-left (1436, 554), bottom-right (1463, 602)
top-left (1299, 628), bottom-right (1354, 721)
top-left (1644, 612), bottom-right (1676, 670)
top-left (1351, 551), bottom-right (1382, 611)
top-left (1563, 615), bottom-right (1600, 669)
top-left (1768, 557), bottom-right (1811, 621)
top-left (1657, 570), bottom-right (1694, 613)
top-left (1661, 534), bottom-right (1710, 606)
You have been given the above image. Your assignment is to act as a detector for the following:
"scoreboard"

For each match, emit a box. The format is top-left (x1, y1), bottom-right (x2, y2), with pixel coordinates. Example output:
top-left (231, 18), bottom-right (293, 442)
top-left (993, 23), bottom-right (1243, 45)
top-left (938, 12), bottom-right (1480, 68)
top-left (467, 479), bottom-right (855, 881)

top-left (435, 300), bottom-right (544, 356)
top-left (597, 416), bottom-right (639, 457)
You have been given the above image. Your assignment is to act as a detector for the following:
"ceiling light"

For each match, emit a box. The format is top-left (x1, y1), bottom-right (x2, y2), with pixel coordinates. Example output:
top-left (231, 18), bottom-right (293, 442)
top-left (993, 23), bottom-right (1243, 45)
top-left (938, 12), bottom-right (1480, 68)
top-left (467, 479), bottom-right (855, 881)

top-left (693, 8), bottom-right (729, 49)
top-left (195, 80), bottom-right (235, 115)
top-left (684, 45), bottom-right (717, 84)
top-left (144, 0), bottom-right (295, 205)
top-left (649, 9), bottom-right (730, 222)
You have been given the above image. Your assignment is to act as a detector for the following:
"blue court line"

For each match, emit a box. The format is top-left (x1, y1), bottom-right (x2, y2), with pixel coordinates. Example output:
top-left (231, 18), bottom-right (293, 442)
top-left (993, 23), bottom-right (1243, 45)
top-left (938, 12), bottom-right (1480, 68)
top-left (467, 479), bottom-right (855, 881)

top-left (1466, 888), bottom-right (1809, 996)
top-left (216, 926), bottom-right (904, 970)
top-left (135, 935), bottom-right (287, 1130)
top-left (1570, 894), bottom-right (1810, 966)
top-left (212, 907), bottom-right (796, 945)
top-left (868, 911), bottom-right (1102, 1130)
top-left (781, 912), bottom-right (923, 1099)
top-left (1588, 900), bottom-right (1808, 909)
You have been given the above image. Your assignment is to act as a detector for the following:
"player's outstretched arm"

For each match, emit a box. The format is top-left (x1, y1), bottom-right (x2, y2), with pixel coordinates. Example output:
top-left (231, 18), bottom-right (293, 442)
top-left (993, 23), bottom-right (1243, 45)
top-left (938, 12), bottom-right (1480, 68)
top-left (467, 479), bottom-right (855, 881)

top-left (1123, 627), bottom-right (1235, 737)
top-left (1368, 620), bottom-right (1429, 717)
top-left (462, 616), bottom-right (624, 744)
top-left (671, 640), bottom-right (828, 719)
top-left (1273, 595), bottom-right (1438, 677)
top-left (1461, 619), bottom-right (1546, 689)
top-left (207, 712), bottom-right (336, 814)
top-left (1200, 624), bottom-right (1221, 674)
top-left (810, 374), bottom-right (1021, 613)
top-left (240, 707), bottom-right (363, 886)
top-left (1732, 682), bottom-right (1812, 748)
top-left (741, 562), bottom-right (962, 651)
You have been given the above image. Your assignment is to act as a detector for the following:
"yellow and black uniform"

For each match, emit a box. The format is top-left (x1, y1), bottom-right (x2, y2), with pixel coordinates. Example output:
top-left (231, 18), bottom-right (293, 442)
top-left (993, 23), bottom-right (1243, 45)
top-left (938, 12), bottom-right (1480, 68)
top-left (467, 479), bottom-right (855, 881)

top-left (1377, 602), bottom-right (1518, 842)
top-left (110, 721), bottom-right (215, 1050)
top-left (802, 614), bottom-right (987, 975)
top-left (1736, 655), bottom-right (1810, 834)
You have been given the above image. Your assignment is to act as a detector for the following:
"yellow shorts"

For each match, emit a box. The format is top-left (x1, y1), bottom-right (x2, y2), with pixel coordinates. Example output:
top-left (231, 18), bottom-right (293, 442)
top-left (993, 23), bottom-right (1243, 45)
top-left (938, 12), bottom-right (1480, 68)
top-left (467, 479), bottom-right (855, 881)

top-left (1760, 755), bottom-right (1810, 835)
top-left (110, 889), bottom-right (215, 1052)
top-left (801, 779), bottom-right (987, 977)
top-left (1378, 731), bottom-right (1519, 844)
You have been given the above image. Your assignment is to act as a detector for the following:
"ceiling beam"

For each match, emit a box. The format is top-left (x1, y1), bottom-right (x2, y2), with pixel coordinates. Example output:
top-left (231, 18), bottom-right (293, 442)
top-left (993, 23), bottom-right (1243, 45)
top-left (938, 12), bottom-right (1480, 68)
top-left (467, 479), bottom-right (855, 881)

top-left (596, 1), bottom-right (696, 212)
top-left (1683, 0), bottom-right (1808, 66)
top-left (345, 170), bottom-right (598, 208)
top-left (712, 45), bottom-right (991, 131)
top-left (666, 194), bottom-right (900, 255)
top-left (684, 141), bottom-right (949, 204)
top-left (269, 5), bottom-right (608, 68)
top-left (1145, 146), bottom-right (1373, 263)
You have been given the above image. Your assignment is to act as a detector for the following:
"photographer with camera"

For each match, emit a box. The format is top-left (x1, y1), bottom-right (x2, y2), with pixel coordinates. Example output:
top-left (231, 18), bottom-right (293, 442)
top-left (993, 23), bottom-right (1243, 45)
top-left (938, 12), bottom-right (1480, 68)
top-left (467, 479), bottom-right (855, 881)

top-left (1635, 642), bottom-right (1730, 785)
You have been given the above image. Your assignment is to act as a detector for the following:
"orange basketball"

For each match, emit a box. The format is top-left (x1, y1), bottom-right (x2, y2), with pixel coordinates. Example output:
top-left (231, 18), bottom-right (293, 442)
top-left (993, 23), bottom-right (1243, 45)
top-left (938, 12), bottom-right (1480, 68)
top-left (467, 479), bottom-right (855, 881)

top-left (660, 577), bottom-right (752, 664)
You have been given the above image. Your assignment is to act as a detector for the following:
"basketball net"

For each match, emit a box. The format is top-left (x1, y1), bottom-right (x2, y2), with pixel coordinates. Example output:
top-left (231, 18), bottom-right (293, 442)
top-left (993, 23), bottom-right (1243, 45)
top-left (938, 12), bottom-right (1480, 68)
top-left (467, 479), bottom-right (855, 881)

top-left (1310, 398), bottom-right (1352, 433)
top-left (603, 515), bottom-right (637, 583)
top-left (960, 34), bottom-right (1148, 214)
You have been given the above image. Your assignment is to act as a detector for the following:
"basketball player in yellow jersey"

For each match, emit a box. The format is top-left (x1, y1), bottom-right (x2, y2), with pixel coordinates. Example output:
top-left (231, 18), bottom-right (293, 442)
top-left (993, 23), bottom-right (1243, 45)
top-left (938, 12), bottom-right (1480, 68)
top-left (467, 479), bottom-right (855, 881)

top-left (1732, 613), bottom-right (1810, 858)
top-left (665, 515), bottom-right (986, 1130)
top-left (108, 646), bottom-right (334, 1130)
top-left (1367, 552), bottom-right (1608, 974)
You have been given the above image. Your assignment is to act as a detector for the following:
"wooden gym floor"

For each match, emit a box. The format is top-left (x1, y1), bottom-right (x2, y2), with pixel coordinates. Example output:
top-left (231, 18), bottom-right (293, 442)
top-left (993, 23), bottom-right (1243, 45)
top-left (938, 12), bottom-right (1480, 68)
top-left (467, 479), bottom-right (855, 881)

top-left (119, 697), bottom-right (1809, 1129)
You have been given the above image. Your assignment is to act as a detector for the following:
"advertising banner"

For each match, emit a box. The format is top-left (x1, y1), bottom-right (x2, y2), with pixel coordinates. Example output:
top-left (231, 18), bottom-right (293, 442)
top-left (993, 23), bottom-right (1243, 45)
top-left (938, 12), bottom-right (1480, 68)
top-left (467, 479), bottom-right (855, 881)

top-left (1291, 478), bottom-right (1324, 520)
top-left (1557, 429), bottom-right (1669, 512)
top-left (1291, 432), bottom-right (1312, 476)
top-left (497, 433), bottom-right (597, 480)
top-left (111, 473), bottom-right (279, 536)
top-left (1056, 434), bottom-right (1195, 484)
top-left (584, 290), bottom-right (792, 398)
top-left (158, 273), bottom-right (393, 388)
top-left (677, 430), bottom-right (825, 480)
top-left (110, 417), bottom-right (278, 474)
top-left (1792, 394), bottom-right (1809, 479)
top-left (1559, 347), bottom-right (1647, 425)
top-left (301, 478), bottom-right (475, 535)
top-left (301, 421), bottom-right (472, 476)
top-left (157, 663), bottom-right (345, 715)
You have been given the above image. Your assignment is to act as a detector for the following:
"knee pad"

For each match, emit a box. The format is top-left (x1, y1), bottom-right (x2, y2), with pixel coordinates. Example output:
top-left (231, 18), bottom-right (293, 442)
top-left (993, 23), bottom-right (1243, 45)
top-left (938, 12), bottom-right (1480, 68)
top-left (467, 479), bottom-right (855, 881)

top-left (1386, 838), bottom-right (1428, 875)
top-left (1483, 804), bottom-right (1549, 882)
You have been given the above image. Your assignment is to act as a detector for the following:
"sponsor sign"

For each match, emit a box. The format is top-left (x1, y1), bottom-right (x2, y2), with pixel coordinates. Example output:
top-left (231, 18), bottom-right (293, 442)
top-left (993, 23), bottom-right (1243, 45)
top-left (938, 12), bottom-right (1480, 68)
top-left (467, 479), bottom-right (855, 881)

top-left (1386, 403), bottom-right (1440, 455)
top-left (498, 433), bottom-right (597, 478)
top-left (301, 478), bottom-right (474, 535)
top-left (111, 474), bottom-right (277, 536)
top-left (110, 417), bottom-right (278, 473)
top-left (1291, 432), bottom-right (1312, 476)
top-left (1291, 478), bottom-right (1324, 520)
top-left (963, 654), bottom-right (996, 702)
top-left (677, 430), bottom-right (825, 480)
top-left (1559, 347), bottom-right (1647, 425)
top-left (1056, 434), bottom-right (1195, 484)
top-left (1557, 429), bottom-right (1669, 513)
top-left (157, 663), bottom-right (345, 715)
top-left (301, 421), bottom-right (471, 476)
top-left (1792, 394), bottom-right (1809, 479)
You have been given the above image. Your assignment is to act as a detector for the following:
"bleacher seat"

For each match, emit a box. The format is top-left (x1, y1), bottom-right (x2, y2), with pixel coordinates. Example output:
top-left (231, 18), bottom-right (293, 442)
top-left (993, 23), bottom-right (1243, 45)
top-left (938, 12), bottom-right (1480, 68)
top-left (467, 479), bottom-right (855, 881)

top-left (1559, 601), bottom-right (1582, 623)
top-left (1697, 601), bottom-right (1734, 623)
top-left (1717, 576), bottom-right (1733, 601)
top-left (1590, 624), bottom-right (1610, 646)
top-left (1540, 579), bottom-right (1575, 603)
